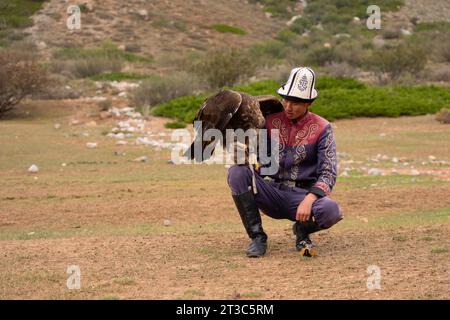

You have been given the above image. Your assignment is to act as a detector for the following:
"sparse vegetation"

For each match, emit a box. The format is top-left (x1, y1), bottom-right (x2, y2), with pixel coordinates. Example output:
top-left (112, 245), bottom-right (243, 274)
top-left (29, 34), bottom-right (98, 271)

top-left (369, 43), bottom-right (427, 81)
top-left (0, 48), bottom-right (47, 117)
top-left (132, 72), bottom-right (202, 111)
top-left (51, 42), bottom-right (154, 78)
top-left (0, 0), bottom-right (46, 30)
top-left (210, 24), bottom-right (247, 35)
top-left (191, 48), bottom-right (256, 89)
top-left (90, 72), bottom-right (152, 81)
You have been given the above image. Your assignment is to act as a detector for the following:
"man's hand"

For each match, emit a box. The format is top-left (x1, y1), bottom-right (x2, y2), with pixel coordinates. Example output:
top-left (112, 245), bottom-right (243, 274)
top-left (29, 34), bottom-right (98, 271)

top-left (296, 193), bottom-right (318, 221)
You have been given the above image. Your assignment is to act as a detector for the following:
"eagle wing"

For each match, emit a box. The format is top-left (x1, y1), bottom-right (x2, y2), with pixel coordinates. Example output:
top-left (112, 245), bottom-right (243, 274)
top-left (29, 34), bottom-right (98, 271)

top-left (255, 95), bottom-right (284, 117)
top-left (184, 90), bottom-right (242, 161)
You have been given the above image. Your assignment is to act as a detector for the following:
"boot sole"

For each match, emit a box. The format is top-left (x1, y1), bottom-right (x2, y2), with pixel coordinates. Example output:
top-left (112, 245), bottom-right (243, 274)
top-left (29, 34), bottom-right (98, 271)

top-left (299, 247), bottom-right (316, 257)
top-left (246, 251), bottom-right (266, 258)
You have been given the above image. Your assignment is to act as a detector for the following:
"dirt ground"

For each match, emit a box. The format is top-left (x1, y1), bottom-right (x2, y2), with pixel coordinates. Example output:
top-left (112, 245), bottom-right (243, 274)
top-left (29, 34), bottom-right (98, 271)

top-left (0, 100), bottom-right (449, 300)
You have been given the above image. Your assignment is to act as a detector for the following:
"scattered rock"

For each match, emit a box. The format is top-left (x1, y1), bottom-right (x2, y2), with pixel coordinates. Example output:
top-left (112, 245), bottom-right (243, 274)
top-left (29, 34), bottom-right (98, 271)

top-left (133, 156), bottom-right (148, 162)
top-left (286, 15), bottom-right (302, 26)
top-left (115, 133), bottom-right (125, 139)
top-left (368, 168), bottom-right (381, 176)
top-left (86, 121), bottom-right (97, 127)
top-left (400, 28), bottom-right (412, 36)
top-left (410, 169), bottom-right (420, 176)
top-left (340, 171), bottom-right (349, 177)
top-left (28, 164), bottom-right (39, 173)
top-left (36, 41), bottom-right (47, 50)
top-left (54, 123), bottom-right (61, 130)
top-left (163, 219), bottom-right (172, 226)
top-left (137, 9), bottom-right (148, 19)
top-left (116, 140), bottom-right (128, 145)
top-left (86, 142), bottom-right (98, 149)
top-left (392, 157), bottom-right (399, 163)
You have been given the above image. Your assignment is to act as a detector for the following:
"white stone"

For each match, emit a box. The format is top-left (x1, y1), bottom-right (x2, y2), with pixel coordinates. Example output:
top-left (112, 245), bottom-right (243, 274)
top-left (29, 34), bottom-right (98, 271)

top-left (163, 219), bottom-right (171, 226)
top-left (392, 157), bottom-right (399, 163)
top-left (116, 140), bottom-right (128, 145)
top-left (54, 123), bottom-right (61, 130)
top-left (86, 142), bottom-right (98, 149)
top-left (137, 9), bottom-right (148, 18)
top-left (115, 133), bottom-right (125, 139)
top-left (368, 168), bottom-right (381, 176)
top-left (133, 156), bottom-right (148, 162)
top-left (286, 15), bottom-right (302, 26)
top-left (428, 155), bottom-right (436, 161)
top-left (410, 169), bottom-right (420, 176)
top-left (36, 41), bottom-right (47, 50)
top-left (28, 164), bottom-right (39, 173)
top-left (400, 28), bottom-right (412, 36)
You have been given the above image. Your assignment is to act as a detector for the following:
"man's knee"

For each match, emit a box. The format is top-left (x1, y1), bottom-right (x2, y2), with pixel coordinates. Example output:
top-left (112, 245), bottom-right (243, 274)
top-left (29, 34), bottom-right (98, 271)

top-left (313, 198), bottom-right (342, 229)
top-left (227, 165), bottom-right (252, 194)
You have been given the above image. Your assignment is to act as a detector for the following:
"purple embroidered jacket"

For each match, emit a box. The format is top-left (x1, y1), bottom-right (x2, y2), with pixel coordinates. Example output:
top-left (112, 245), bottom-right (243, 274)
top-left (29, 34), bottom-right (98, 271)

top-left (265, 111), bottom-right (337, 197)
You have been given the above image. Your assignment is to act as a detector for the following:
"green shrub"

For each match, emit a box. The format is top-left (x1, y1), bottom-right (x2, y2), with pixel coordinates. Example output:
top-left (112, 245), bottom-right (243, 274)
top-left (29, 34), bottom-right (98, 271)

top-left (0, 48), bottom-right (47, 117)
top-left (305, 46), bottom-right (337, 66)
top-left (191, 48), bottom-right (256, 88)
top-left (210, 24), bottom-right (246, 35)
top-left (54, 42), bottom-right (153, 63)
top-left (152, 95), bottom-right (207, 123)
top-left (415, 22), bottom-right (450, 32)
top-left (311, 85), bottom-right (450, 121)
top-left (249, 0), bottom-right (298, 18)
top-left (90, 72), bottom-right (152, 81)
top-left (165, 121), bottom-right (187, 129)
top-left (250, 40), bottom-right (287, 65)
top-left (132, 73), bottom-right (202, 110)
top-left (369, 43), bottom-right (427, 80)
top-left (0, 0), bottom-right (46, 30)
top-left (152, 78), bottom-right (450, 124)
top-left (288, 17), bottom-right (314, 35)
top-left (52, 57), bottom-right (123, 78)
top-left (231, 80), bottom-right (280, 96)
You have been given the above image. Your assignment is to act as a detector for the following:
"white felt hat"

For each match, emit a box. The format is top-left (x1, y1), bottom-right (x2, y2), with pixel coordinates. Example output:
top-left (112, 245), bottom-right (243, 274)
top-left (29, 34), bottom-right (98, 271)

top-left (277, 67), bottom-right (318, 102)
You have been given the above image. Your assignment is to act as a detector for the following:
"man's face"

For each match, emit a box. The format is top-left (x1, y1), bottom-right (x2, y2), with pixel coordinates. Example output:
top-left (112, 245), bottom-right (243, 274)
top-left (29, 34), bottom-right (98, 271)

top-left (282, 99), bottom-right (311, 120)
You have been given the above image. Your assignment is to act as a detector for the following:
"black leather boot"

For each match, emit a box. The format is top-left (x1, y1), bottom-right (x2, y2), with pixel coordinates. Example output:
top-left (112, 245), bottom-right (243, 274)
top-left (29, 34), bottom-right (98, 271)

top-left (232, 190), bottom-right (268, 257)
top-left (293, 220), bottom-right (322, 257)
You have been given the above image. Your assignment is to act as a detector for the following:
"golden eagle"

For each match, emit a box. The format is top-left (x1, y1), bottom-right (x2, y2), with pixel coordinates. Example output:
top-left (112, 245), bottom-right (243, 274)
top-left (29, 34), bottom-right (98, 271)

top-left (184, 90), bottom-right (283, 162)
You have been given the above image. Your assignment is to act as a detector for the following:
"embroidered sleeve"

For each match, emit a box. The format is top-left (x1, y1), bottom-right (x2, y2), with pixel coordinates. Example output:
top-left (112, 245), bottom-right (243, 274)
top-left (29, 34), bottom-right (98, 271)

top-left (310, 124), bottom-right (337, 197)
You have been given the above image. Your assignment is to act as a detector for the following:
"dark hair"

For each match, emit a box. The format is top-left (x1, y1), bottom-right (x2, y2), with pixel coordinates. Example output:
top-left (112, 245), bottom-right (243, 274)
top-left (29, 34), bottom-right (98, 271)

top-left (278, 94), bottom-right (316, 104)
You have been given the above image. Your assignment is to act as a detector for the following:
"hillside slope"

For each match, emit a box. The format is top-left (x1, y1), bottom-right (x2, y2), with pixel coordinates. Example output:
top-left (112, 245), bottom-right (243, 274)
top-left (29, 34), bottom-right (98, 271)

top-left (24, 0), bottom-right (283, 63)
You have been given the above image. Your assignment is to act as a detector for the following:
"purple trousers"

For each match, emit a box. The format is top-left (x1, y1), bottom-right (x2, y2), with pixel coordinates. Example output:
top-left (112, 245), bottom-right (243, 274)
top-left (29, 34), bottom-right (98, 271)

top-left (227, 165), bottom-right (342, 229)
